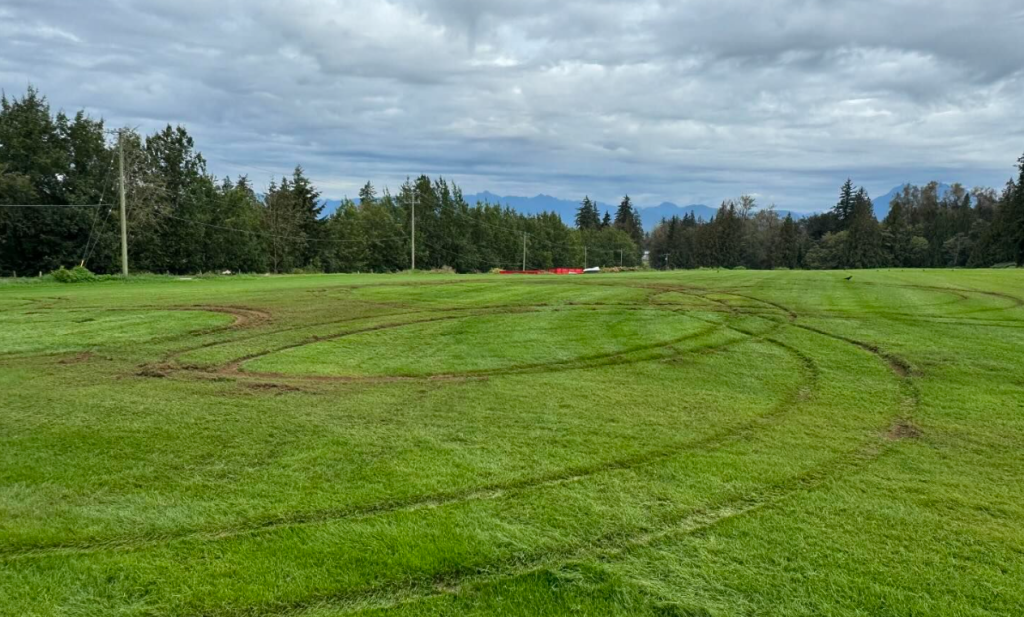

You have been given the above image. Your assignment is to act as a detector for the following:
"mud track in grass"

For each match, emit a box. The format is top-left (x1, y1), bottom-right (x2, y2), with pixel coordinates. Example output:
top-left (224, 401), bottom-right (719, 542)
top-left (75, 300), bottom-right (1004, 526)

top-left (0, 278), bottom-right (931, 617)
top-left (1, 311), bottom-right (810, 559)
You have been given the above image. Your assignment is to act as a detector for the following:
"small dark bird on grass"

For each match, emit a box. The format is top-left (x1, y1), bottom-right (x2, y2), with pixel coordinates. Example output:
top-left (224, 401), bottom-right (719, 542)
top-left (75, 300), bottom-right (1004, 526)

top-left (845, 275), bottom-right (853, 281)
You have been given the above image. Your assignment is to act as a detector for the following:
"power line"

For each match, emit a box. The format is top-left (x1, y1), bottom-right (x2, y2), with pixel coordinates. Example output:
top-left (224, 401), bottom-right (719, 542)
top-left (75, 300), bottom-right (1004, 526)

top-left (0, 204), bottom-right (110, 208)
top-left (134, 177), bottom-right (408, 247)
top-left (156, 211), bottom-right (406, 245)
top-left (419, 237), bottom-right (517, 270)
top-left (82, 206), bottom-right (115, 266)
top-left (81, 147), bottom-right (121, 264)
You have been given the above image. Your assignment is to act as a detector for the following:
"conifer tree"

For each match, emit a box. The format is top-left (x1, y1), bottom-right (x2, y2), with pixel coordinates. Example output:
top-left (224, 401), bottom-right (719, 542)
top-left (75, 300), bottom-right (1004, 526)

top-left (614, 194), bottom-right (644, 250)
top-left (575, 196), bottom-right (600, 230)
top-left (834, 178), bottom-right (855, 228)
top-left (844, 188), bottom-right (884, 268)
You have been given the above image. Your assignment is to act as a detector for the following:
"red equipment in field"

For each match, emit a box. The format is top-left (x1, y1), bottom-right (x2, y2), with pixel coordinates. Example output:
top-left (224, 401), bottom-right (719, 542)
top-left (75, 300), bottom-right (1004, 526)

top-left (499, 268), bottom-right (585, 275)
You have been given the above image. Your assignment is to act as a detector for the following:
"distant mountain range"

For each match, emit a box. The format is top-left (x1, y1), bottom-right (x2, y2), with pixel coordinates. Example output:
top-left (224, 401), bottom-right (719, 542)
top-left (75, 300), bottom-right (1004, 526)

top-left (321, 184), bottom-right (952, 231)
top-left (464, 193), bottom-right (727, 232)
top-left (870, 183), bottom-right (953, 220)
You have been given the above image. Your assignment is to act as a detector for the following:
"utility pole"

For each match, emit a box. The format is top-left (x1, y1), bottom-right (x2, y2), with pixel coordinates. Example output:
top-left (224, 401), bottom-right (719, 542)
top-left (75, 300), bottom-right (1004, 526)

top-left (619, 249), bottom-right (623, 267)
top-left (118, 130), bottom-right (128, 277)
top-left (522, 231), bottom-right (527, 272)
top-left (584, 245), bottom-right (587, 269)
top-left (409, 191), bottom-right (417, 271)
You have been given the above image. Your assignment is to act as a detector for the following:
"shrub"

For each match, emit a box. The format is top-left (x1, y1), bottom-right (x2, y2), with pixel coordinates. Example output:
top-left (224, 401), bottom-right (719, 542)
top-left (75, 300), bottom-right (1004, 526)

top-left (51, 265), bottom-right (97, 283)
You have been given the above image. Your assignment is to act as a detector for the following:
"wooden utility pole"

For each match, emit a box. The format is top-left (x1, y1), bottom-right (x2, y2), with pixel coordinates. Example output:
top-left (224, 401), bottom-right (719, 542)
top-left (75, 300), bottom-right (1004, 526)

top-left (522, 232), bottom-right (527, 272)
top-left (118, 131), bottom-right (128, 276)
top-left (410, 191), bottom-right (417, 271)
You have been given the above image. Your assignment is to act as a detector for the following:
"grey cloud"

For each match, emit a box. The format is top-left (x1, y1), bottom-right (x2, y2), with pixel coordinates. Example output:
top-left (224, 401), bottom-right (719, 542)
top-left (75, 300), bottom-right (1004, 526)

top-left (1, 0), bottom-right (1022, 210)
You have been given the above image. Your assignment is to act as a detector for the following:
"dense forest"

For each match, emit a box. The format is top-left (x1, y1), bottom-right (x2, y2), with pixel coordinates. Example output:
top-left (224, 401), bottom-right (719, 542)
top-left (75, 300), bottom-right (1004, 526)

top-left (649, 176), bottom-right (1024, 270)
top-left (1, 87), bottom-right (1022, 276)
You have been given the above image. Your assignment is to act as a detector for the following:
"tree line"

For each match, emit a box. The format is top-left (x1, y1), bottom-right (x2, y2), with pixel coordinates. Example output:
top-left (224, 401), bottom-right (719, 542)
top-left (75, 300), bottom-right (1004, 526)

top-left (648, 170), bottom-right (1024, 270)
top-left (0, 87), bottom-right (639, 276)
top-left (1, 86), bottom-right (1022, 276)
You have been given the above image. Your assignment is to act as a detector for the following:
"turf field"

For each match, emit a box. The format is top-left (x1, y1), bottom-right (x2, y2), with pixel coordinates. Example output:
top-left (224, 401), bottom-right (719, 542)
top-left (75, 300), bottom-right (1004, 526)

top-left (1, 269), bottom-right (1022, 616)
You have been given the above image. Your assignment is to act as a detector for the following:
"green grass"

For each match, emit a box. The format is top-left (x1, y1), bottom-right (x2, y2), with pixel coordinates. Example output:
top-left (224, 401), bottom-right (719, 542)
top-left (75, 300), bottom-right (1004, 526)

top-left (1, 269), bottom-right (1022, 616)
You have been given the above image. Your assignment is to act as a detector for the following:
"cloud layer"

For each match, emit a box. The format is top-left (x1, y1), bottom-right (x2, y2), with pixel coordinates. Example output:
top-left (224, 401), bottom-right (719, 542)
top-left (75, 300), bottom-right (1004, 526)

top-left (2, 0), bottom-right (1023, 209)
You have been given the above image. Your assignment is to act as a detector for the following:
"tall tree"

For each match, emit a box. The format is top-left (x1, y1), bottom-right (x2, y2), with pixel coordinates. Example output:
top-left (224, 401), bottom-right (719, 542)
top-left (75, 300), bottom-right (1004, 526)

top-left (0, 87), bottom-right (111, 275)
top-left (613, 194), bottom-right (644, 251)
top-left (138, 124), bottom-right (211, 273)
top-left (882, 190), bottom-right (915, 267)
top-left (843, 188), bottom-right (884, 268)
top-left (777, 214), bottom-right (800, 268)
top-left (575, 196), bottom-right (601, 230)
top-left (834, 178), bottom-right (856, 228)
top-left (289, 166), bottom-right (324, 267)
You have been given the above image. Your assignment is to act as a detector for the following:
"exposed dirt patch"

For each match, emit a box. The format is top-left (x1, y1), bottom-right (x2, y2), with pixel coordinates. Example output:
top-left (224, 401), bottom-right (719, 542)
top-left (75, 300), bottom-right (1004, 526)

top-left (58, 352), bottom-right (95, 365)
top-left (241, 382), bottom-right (303, 395)
top-left (158, 305), bottom-right (272, 330)
top-left (136, 364), bottom-right (173, 379)
top-left (885, 355), bottom-right (913, 378)
top-left (887, 420), bottom-right (923, 441)
top-left (192, 305), bottom-right (272, 328)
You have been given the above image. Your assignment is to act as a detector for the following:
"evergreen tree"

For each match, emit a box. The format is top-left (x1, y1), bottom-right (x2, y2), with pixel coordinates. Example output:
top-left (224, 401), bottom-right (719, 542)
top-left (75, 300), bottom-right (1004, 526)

top-left (882, 191), bottom-right (914, 267)
top-left (575, 196), bottom-right (600, 230)
top-left (0, 87), bottom-right (108, 275)
top-left (777, 214), bottom-right (800, 268)
top-left (205, 176), bottom-right (267, 272)
top-left (613, 194), bottom-right (644, 257)
top-left (358, 181), bottom-right (376, 206)
top-left (139, 124), bottom-right (210, 273)
top-left (289, 166), bottom-right (324, 266)
top-left (323, 198), bottom-right (365, 272)
top-left (263, 179), bottom-right (308, 272)
top-left (834, 178), bottom-right (855, 228)
top-left (843, 188), bottom-right (884, 268)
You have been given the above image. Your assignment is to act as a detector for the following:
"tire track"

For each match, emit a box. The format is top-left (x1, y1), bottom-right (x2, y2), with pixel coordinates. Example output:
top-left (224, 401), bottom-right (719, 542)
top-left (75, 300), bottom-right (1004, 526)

top-left (0, 276), bottom-right (932, 617)
top-left (0, 314), bottom-right (813, 560)
top-left (164, 425), bottom-right (900, 617)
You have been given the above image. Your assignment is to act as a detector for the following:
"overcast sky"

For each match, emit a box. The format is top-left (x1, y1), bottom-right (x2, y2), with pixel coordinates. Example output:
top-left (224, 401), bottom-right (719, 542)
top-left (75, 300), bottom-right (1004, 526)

top-left (2, 0), bottom-right (1023, 210)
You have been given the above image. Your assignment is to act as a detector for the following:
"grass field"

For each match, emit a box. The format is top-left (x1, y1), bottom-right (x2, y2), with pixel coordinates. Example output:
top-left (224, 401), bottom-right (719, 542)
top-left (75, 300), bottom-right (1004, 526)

top-left (1, 269), bottom-right (1023, 616)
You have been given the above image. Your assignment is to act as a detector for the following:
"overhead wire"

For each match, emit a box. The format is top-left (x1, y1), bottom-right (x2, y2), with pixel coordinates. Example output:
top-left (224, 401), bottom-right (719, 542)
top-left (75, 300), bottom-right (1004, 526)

top-left (81, 146), bottom-right (121, 265)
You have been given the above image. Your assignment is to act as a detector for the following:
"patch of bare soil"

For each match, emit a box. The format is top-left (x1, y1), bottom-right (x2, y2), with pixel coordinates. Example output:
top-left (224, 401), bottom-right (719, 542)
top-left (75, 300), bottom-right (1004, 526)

top-left (888, 420), bottom-right (922, 441)
top-left (241, 382), bottom-right (303, 395)
top-left (136, 364), bottom-right (173, 379)
top-left (193, 306), bottom-right (272, 328)
top-left (58, 352), bottom-right (94, 365)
